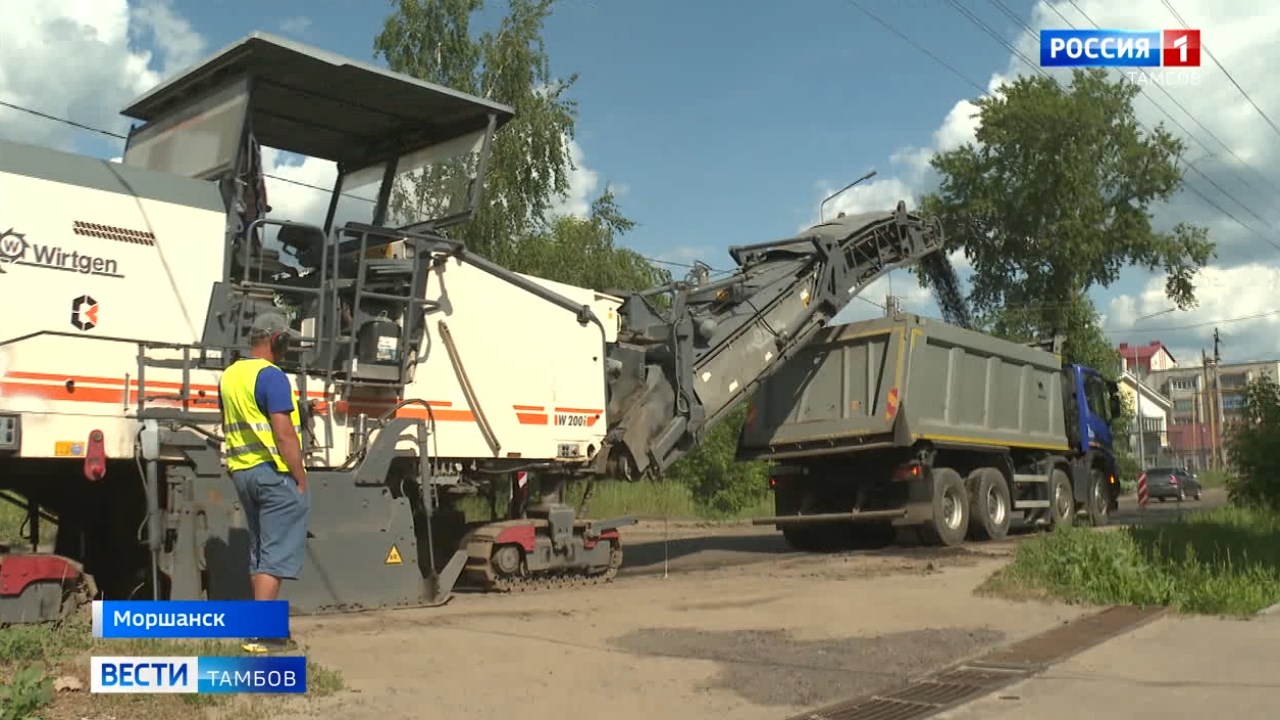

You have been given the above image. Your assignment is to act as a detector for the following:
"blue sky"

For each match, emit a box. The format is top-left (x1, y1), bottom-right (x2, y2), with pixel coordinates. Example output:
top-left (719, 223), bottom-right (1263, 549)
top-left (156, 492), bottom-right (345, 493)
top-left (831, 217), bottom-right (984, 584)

top-left (5, 0), bottom-right (1279, 366)
top-left (164, 0), bottom-right (1020, 265)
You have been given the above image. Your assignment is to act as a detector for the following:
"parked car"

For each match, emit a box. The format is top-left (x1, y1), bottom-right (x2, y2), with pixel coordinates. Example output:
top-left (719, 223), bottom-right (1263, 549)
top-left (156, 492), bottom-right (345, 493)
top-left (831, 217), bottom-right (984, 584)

top-left (1142, 466), bottom-right (1202, 502)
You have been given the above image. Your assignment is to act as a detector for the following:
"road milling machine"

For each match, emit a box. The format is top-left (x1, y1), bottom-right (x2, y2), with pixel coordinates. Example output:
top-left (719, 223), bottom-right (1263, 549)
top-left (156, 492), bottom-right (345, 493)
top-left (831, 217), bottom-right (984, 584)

top-left (0, 33), bottom-right (945, 624)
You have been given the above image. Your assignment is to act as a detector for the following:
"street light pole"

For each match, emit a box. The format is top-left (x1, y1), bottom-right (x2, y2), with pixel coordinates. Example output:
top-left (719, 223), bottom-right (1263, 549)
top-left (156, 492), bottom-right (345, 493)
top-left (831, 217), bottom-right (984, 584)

top-left (1133, 344), bottom-right (1146, 470)
top-left (1129, 308), bottom-right (1176, 471)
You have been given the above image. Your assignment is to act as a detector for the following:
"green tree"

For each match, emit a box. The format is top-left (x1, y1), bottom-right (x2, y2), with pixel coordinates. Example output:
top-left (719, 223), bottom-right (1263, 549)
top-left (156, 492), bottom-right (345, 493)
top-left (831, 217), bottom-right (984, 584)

top-left (661, 405), bottom-right (771, 516)
top-left (919, 69), bottom-right (1215, 370)
top-left (374, 0), bottom-right (581, 264)
top-left (374, 0), bottom-right (757, 511)
top-left (508, 190), bottom-right (671, 291)
top-left (1225, 376), bottom-right (1280, 509)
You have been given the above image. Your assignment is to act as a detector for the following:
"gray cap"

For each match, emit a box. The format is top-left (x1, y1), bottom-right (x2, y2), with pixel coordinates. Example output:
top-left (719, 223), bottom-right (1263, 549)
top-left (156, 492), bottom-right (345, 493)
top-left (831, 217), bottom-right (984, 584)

top-left (248, 311), bottom-right (301, 342)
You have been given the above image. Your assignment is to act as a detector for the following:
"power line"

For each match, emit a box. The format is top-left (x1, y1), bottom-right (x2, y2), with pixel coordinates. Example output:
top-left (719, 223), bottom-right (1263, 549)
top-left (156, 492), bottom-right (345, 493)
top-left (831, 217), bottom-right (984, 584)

top-left (0, 98), bottom-right (738, 276)
top-left (0, 98), bottom-right (373, 200)
top-left (841, 0), bottom-right (990, 98)
top-left (1160, 0), bottom-right (1280, 143)
top-left (1056, 1), bottom-right (1280, 200)
top-left (854, 0), bottom-right (1278, 254)
top-left (834, 1), bottom-right (1280, 336)
top-left (1058, 1), bottom-right (1280, 218)
top-left (947, 0), bottom-right (1280, 256)
top-left (1100, 308), bottom-right (1280, 335)
top-left (1028, 2), bottom-right (1280, 256)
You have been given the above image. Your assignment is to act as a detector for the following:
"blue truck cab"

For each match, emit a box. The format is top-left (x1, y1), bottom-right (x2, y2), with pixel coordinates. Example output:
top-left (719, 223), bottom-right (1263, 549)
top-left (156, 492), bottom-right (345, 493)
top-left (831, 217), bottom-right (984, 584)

top-left (1063, 363), bottom-right (1124, 512)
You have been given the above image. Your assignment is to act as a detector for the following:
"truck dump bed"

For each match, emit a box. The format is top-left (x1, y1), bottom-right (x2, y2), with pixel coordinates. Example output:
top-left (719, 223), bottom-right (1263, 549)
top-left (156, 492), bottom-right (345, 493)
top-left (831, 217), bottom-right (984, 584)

top-left (738, 313), bottom-right (1071, 460)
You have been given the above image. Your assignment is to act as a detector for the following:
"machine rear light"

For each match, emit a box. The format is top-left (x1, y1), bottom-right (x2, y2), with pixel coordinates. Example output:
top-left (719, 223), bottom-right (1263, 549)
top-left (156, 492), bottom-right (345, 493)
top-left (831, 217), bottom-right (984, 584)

top-left (893, 463), bottom-right (923, 481)
top-left (768, 467), bottom-right (802, 489)
top-left (0, 413), bottom-right (18, 451)
top-left (84, 430), bottom-right (106, 481)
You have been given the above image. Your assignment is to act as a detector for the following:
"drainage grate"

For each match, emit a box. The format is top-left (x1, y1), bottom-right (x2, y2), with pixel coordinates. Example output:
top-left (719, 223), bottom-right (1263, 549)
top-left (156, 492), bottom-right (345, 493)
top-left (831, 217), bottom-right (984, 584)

top-left (886, 681), bottom-right (989, 706)
top-left (929, 667), bottom-right (1024, 686)
top-left (784, 605), bottom-right (1167, 720)
top-left (787, 664), bottom-right (1024, 720)
top-left (977, 604), bottom-right (1165, 669)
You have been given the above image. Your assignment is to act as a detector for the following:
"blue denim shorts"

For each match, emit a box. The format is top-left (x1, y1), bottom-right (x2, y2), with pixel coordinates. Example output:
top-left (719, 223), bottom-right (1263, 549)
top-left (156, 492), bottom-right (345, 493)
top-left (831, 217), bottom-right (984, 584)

top-left (230, 462), bottom-right (311, 580)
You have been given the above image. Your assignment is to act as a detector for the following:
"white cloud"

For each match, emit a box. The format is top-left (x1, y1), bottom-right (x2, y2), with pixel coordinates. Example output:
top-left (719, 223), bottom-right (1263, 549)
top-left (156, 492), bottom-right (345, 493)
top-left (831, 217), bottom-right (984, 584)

top-left (0, 0), bottom-right (205, 151)
top-left (1105, 263), bottom-right (1280, 364)
top-left (548, 137), bottom-right (600, 219)
top-left (3, 2), bottom-right (612, 255)
top-left (818, 0), bottom-right (1280, 365)
top-left (280, 16), bottom-right (313, 36)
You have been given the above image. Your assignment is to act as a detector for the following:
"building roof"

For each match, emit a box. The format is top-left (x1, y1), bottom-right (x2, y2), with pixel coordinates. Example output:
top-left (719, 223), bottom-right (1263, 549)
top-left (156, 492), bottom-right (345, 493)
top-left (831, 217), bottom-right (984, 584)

top-left (1118, 340), bottom-right (1177, 364)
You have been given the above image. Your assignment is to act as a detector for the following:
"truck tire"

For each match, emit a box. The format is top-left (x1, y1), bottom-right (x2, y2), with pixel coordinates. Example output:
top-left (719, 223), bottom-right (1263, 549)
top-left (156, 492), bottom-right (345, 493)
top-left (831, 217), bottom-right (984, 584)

top-left (1085, 468), bottom-right (1110, 527)
top-left (967, 468), bottom-right (1011, 541)
top-left (1048, 468), bottom-right (1074, 527)
top-left (920, 467), bottom-right (969, 547)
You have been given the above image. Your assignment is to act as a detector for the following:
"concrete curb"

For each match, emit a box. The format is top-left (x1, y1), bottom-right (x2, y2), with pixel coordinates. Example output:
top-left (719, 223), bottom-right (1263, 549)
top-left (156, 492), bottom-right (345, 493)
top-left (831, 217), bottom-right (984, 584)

top-left (1257, 601), bottom-right (1280, 616)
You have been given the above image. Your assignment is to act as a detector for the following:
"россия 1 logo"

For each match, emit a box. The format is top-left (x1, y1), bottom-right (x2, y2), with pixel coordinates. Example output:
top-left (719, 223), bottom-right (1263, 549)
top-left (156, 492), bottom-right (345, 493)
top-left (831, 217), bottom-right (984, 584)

top-left (1040, 29), bottom-right (1201, 68)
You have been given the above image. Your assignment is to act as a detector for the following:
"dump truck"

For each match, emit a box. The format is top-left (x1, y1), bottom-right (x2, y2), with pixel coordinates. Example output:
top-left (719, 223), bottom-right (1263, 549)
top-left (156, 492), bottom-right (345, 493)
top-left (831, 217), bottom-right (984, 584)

top-left (737, 312), bottom-right (1123, 550)
top-left (0, 32), bottom-right (948, 623)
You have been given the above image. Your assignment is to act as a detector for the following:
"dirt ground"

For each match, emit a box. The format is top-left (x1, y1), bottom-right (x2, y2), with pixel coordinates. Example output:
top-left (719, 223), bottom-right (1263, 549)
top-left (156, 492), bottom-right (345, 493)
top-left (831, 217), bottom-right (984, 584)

top-left (36, 492), bottom-right (1220, 720)
top-left (263, 537), bottom-right (1090, 720)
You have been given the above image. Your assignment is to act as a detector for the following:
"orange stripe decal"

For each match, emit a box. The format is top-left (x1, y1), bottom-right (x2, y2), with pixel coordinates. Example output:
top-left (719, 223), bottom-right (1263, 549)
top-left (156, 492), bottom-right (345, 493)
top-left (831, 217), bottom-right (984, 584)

top-left (4, 371), bottom-right (325, 398)
top-left (512, 404), bottom-right (545, 412)
top-left (394, 406), bottom-right (476, 422)
top-left (553, 407), bottom-right (602, 415)
top-left (0, 381), bottom-right (219, 408)
top-left (516, 413), bottom-right (548, 425)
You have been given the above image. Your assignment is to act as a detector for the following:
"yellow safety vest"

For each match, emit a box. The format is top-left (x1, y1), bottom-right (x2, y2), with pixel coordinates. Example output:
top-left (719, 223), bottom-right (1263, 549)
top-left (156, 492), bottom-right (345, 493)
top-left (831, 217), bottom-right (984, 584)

top-left (219, 357), bottom-right (302, 473)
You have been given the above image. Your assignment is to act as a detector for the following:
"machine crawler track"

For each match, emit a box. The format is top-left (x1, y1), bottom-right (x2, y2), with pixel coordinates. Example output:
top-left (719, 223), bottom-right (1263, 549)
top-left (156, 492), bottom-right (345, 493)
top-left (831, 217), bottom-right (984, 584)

top-left (460, 519), bottom-right (623, 593)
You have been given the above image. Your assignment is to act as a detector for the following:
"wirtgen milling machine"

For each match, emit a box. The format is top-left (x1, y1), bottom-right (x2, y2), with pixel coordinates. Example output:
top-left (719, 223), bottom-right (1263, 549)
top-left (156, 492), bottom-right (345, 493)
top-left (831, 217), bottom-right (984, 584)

top-left (0, 33), bottom-right (943, 623)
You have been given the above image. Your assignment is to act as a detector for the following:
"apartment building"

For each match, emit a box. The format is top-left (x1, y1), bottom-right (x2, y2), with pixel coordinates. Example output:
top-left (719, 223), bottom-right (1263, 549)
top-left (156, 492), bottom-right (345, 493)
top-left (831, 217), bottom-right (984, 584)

top-left (1145, 359), bottom-right (1280, 470)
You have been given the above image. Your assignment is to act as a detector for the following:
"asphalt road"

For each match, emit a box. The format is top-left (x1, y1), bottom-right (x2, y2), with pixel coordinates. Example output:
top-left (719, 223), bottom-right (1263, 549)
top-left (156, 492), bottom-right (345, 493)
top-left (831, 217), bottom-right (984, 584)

top-left (617, 488), bottom-right (1228, 579)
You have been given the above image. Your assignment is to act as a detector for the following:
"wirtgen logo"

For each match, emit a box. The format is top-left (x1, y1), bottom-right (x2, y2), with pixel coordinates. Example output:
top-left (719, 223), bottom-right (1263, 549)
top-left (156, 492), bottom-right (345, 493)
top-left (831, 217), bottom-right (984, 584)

top-left (0, 227), bottom-right (124, 278)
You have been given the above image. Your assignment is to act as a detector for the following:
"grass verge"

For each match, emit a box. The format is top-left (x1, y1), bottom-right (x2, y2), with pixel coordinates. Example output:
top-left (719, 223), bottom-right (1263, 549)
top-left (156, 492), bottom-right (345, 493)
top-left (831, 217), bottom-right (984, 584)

top-left (460, 479), bottom-right (774, 523)
top-left (981, 505), bottom-right (1280, 616)
top-left (0, 612), bottom-right (345, 720)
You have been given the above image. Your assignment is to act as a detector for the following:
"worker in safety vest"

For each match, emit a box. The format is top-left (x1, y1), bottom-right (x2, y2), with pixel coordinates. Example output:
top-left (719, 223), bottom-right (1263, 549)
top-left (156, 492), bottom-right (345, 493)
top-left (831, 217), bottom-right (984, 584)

top-left (217, 311), bottom-right (310, 654)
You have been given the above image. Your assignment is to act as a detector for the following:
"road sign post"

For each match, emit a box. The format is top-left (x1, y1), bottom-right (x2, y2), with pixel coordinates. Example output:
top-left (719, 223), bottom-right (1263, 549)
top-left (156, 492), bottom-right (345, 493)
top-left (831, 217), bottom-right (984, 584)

top-left (1137, 472), bottom-right (1149, 525)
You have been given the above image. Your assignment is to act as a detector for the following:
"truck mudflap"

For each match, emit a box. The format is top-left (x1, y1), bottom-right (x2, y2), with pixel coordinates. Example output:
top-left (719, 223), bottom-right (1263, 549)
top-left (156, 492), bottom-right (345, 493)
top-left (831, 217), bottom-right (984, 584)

top-left (0, 553), bottom-right (97, 625)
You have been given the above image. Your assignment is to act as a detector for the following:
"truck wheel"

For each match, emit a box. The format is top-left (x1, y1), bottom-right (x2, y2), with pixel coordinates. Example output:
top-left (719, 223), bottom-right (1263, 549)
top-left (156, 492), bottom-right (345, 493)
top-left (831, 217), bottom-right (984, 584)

top-left (921, 467), bottom-right (969, 547)
top-left (1048, 469), bottom-right (1074, 527)
top-left (1085, 469), bottom-right (1110, 527)
top-left (967, 469), bottom-right (1011, 541)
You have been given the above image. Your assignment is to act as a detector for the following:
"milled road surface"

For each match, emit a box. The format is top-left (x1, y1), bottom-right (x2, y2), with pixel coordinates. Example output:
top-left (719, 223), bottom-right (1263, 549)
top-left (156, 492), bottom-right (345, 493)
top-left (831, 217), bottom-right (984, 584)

top-left (265, 490), bottom-right (1224, 720)
top-left (280, 551), bottom-right (1085, 720)
top-left (618, 488), bottom-right (1227, 578)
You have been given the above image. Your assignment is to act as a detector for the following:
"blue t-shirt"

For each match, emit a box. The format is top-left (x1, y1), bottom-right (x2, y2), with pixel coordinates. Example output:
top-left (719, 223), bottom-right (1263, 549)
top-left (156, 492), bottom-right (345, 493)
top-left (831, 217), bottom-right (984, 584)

top-left (218, 364), bottom-right (294, 416)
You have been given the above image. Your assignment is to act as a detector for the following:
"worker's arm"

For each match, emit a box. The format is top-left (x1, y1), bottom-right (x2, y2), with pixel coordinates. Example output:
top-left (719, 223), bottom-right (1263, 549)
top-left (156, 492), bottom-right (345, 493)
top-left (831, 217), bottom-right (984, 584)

top-left (257, 367), bottom-right (308, 492)
top-left (269, 411), bottom-right (308, 490)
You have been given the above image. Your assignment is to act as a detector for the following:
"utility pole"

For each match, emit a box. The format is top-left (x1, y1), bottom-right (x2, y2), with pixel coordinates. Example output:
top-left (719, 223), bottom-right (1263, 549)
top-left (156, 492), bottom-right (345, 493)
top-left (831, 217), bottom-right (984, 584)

top-left (884, 295), bottom-right (900, 316)
top-left (1201, 349), bottom-right (1217, 469)
top-left (1131, 345), bottom-right (1146, 470)
top-left (1212, 328), bottom-right (1226, 467)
